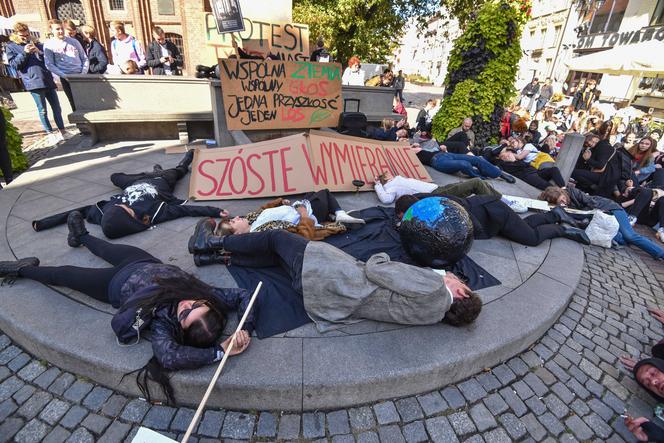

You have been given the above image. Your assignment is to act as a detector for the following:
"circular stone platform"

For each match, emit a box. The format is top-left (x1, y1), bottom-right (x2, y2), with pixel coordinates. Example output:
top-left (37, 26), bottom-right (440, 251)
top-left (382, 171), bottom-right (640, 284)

top-left (0, 142), bottom-right (583, 411)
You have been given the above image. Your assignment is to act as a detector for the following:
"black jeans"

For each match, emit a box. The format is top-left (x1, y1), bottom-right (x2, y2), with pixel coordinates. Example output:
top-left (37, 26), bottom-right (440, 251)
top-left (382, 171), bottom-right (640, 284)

top-left (223, 230), bottom-right (307, 294)
top-left (303, 189), bottom-right (341, 222)
top-left (488, 200), bottom-right (564, 246)
top-left (110, 163), bottom-right (187, 191)
top-left (0, 110), bottom-right (12, 186)
top-left (572, 169), bottom-right (602, 192)
top-left (522, 167), bottom-right (565, 190)
top-left (60, 77), bottom-right (76, 112)
top-left (19, 234), bottom-right (156, 302)
top-left (630, 187), bottom-right (664, 227)
top-left (649, 169), bottom-right (664, 189)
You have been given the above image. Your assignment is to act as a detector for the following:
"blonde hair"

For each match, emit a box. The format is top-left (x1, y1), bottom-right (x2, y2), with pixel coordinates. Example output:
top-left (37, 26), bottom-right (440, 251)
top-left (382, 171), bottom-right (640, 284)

top-left (381, 118), bottom-right (394, 131)
top-left (538, 186), bottom-right (567, 205)
top-left (63, 19), bottom-right (77, 31)
top-left (80, 25), bottom-right (96, 38)
top-left (47, 19), bottom-right (62, 28)
top-left (110, 20), bottom-right (125, 33)
top-left (12, 22), bottom-right (29, 33)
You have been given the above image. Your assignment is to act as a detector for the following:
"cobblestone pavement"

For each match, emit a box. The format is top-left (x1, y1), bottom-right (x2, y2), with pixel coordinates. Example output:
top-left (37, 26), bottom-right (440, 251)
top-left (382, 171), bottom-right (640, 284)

top-left (1, 243), bottom-right (664, 442)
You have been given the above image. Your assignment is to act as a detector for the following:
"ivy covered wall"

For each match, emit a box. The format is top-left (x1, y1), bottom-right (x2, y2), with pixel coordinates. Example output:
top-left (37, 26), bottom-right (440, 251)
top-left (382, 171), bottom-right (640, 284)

top-left (432, 0), bottom-right (531, 147)
top-left (2, 107), bottom-right (27, 178)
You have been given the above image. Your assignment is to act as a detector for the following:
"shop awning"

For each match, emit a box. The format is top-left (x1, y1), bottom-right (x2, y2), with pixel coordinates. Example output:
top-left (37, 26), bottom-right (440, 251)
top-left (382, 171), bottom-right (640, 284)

top-left (565, 40), bottom-right (664, 76)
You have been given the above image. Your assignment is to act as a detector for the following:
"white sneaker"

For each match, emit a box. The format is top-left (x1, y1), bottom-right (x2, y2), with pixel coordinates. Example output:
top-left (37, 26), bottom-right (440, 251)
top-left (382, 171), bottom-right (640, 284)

top-left (628, 215), bottom-right (637, 227)
top-left (657, 228), bottom-right (664, 243)
top-left (505, 199), bottom-right (528, 214)
top-left (335, 210), bottom-right (365, 224)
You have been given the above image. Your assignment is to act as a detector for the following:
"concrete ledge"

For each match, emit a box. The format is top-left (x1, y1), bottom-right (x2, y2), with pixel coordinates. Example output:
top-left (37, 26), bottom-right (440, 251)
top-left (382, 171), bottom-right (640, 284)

top-left (0, 148), bottom-right (583, 411)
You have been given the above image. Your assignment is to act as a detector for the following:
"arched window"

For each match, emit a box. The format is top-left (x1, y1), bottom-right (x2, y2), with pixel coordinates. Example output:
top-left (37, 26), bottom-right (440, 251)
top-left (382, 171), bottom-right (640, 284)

top-left (55, 0), bottom-right (86, 24)
top-left (165, 32), bottom-right (185, 64)
top-left (109, 0), bottom-right (125, 11)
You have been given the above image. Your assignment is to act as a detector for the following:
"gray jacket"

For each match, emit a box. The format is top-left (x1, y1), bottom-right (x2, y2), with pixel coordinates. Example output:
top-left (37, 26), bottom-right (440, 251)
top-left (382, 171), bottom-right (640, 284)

top-left (301, 242), bottom-right (451, 331)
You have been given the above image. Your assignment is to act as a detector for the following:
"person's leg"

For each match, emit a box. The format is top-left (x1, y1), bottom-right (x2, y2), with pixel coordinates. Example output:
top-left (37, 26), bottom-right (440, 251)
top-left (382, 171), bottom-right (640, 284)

top-left (29, 89), bottom-right (54, 132)
top-left (612, 209), bottom-right (664, 259)
top-left (44, 87), bottom-right (65, 130)
top-left (571, 169), bottom-right (600, 191)
top-left (436, 178), bottom-right (502, 198)
top-left (60, 77), bottom-right (76, 112)
top-left (81, 234), bottom-right (157, 266)
top-left (519, 171), bottom-right (551, 190)
top-left (110, 172), bottom-right (151, 189)
top-left (304, 189), bottom-right (339, 221)
top-left (648, 169), bottom-right (664, 189)
top-left (18, 265), bottom-right (117, 302)
top-left (523, 211), bottom-right (559, 228)
top-left (464, 155), bottom-right (502, 179)
top-left (431, 154), bottom-right (480, 178)
top-left (537, 167), bottom-right (565, 187)
top-left (628, 188), bottom-right (654, 218)
top-left (489, 201), bottom-right (564, 246)
top-left (0, 111), bottom-right (12, 184)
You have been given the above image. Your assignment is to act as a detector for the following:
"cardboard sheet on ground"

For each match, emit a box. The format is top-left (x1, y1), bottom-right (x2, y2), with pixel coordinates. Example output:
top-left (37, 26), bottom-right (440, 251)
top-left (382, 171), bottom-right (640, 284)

top-left (502, 195), bottom-right (550, 211)
top-left (189, 131), bottom-right (432, 200)
top-left (217, 59), bottom-right (342, 130)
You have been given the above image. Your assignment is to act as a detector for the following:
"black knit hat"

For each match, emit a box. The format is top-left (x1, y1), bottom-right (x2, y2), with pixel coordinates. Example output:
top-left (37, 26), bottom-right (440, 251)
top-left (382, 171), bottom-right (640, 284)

top-left (101, 206), bottom-right (149, 239)
top-left (633, 357), bottom-right (664, 402)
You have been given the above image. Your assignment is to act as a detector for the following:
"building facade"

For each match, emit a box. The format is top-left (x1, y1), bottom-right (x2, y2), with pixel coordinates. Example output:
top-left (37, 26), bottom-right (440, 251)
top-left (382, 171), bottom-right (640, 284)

top-left (392, 12), bottom-right (460, 88)
top-left (0, 0), bottom-right (293, 74)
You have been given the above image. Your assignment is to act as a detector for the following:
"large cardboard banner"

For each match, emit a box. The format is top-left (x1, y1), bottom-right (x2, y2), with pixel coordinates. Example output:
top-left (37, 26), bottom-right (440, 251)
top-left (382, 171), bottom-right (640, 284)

top-left (218, 60), bottom-right (342, 131)
top-left (189, 131), bottom-right (432, 200)
top-left (204, 14), bottom-right (309, 64)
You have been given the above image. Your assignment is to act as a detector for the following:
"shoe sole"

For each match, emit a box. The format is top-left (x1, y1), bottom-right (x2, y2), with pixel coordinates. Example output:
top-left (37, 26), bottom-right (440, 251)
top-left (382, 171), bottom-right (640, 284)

top-left (188, 218), bottom-right (215, 254)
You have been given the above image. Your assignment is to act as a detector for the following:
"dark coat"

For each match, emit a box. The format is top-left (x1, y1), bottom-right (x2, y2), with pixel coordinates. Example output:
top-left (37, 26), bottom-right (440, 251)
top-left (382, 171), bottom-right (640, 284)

top-left (6, 41), bottom-right (57, 90)
top-left (565, 186), bottom-right (621, 212)
top-left (85, 39), bottom-right (108, 74)
top-left (146, 40), bottom-right (182, 75)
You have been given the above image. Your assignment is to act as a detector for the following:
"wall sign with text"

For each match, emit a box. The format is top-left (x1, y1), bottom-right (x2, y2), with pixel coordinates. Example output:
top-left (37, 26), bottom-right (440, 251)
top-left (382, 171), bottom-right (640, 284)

top-left (218, 60), bottom-right (343, 131)
top-left (189, 131), bottom-right (432, 200)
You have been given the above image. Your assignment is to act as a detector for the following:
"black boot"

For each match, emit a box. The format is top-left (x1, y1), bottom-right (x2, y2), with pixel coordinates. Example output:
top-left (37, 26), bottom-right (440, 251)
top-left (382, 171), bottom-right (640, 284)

top-left (0, 257), bottom-right (40, 284)
top-left (562, 226), bottom-right (591, 245)
top-left (500, 172), bottom-right (516, 184)
top-left (188, 218), bottom-right (225, 253)
top-left (194, 252), bottom-right (231, 267)
top-left (67, 211), bottom-right (89, 248)
top-left (551, 206), bottom-right (581, 228)
top-left (178, 150), bottom-right (194, 170)
top-left (153, 164), bottom-right (163, 173)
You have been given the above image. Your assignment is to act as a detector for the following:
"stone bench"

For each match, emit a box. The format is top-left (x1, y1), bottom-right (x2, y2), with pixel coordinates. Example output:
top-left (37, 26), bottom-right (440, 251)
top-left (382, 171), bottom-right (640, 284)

top-left (66, 75), bottom-right (215, 144)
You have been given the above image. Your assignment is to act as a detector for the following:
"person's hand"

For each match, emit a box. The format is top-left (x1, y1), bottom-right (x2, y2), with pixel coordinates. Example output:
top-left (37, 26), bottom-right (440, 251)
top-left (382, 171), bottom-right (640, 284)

top-left (635, 170), bottom-right (641, 175)
top-left (626, 179), bottom-right (634, 188)
top-left (221, 330), bottom-right (251, 356)
top-left (439, 144), bottom-right (448, 152)
top-left (410, 146), bottom-right (422, 153)
top-left (160, 56), bottom-right (169, 63)
top-left (282, 199), bottom-right (291, 206)
top-left (231, 38), bottom-right (238, 49)
top-left (620, 355), bottom-right (637, 372)
top-left (219, 210), bottom-right (229, 217)
top-left (648, 306), bottom-right (664, 325)
top-left (625, 416), bottom-right (649, 441)
top-left (24, 43), bottom-right (36, 53)
top-left (467, 151), bottom-right (475, 156)
top-left (374, 176), bottom-right (381, 184)
top-left (582, 149), bottom-right (592, 160)
top-left (397, 118), bottom-right (406, 128)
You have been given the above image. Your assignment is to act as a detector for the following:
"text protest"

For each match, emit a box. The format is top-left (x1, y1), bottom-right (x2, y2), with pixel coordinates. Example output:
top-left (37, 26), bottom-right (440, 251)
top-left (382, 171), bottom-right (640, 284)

top-left (189, 131), bottom-right (432, 200)
top-left (218, 60), bottom-right (342, 130)
top-left (203, 14), bottom-right (309, 64)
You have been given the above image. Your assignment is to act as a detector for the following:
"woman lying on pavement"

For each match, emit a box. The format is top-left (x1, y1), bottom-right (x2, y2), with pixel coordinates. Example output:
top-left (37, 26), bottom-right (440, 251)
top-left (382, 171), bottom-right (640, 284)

top-left (494, 148), bottom-right (565, 190)
top-left (189, 228), bottom-right (482, 331)
top-left (393, 194), bottom-right (591, 247)
top-left (539, 186), bottom-right (664, 260)
top-left (414, 145), bottom-right (516, 183)
top-left (0, 212), bottom-right (253, 404)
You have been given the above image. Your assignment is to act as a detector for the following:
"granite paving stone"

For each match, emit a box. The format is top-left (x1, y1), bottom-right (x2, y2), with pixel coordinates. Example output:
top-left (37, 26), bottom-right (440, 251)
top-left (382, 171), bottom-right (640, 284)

top-left (302, 411), bottom-right (325, 439)
top-left (357, 431), bottom-right (380, 443)
top-left (441, 386), bottom-right (466, 409)
top-left (42, 426), bottom-right (71, 443)
top-left (374, 401), bottom-right (399, 425)
top-left (7, 353), bottom-right (30, 372)
top-left (80, 413), bottom-right (111, 435)
top-left (468, 403), bottom-right (497, 432)
top-left (13, 385), bottom-right (36, 404)
top-left (349, 406), bottom-right (376, 431)
top-left (378, 424), bottom-right (406, 443)
top-left (17, 391), bottom-right (52, 420)
top-left (402, 420), bottom-right (428, 443)
top-left (499, 413), bottom-right (527, 440)
top-left (142, 405), bottom-right (176, 430)
top-left (66, 427), bottom-right (94, 443)
top-left (59, 405), bottom-right (87, 429)
top-left (197, 410), bottom-right (225, 438)
top-left (564, 415), bottom-right (593, 440)
top-left (16, 361), bottom-right (46, 382)
top-left (0, 417), bottom-right (25, 443)
top-left (417, 391), bottom-right (447, 416)
top-left (0, 398), bottom-right (18, 421)
top-left (448, 411), bottom-right (476, 436)
top-left (63, 380), bottom-right (93, 403)
top-left (425, 416), bottom-right (459, 443)
top-left (39, 399), bottom-right (70, 425)
top-left (332, 434), bottom-right (355, 443)
top-left (81, 386), bottom-right (112, 412)
top-left (457, 379), bottom-right (487, 403)
top-left (396, 397), bottom-right (424, 423)
top-left (481, 427), bottom-right (512, 443)
top-left (98, 421), bottom-right (132, 443)
top-left (33, 368), bottom-right (61, 390)
top-left (278, 413), bottom-right (301, 439)
top-left (327, 409), bottom-right (350, 435)
top-left (14, 418), bottom-right (49, 443)
top-left (483, 392), bottom-right (509, 415)
top-left (100, 394), bottom-right (128, 418)
top-left (255, 411), bottom-right (277, 437)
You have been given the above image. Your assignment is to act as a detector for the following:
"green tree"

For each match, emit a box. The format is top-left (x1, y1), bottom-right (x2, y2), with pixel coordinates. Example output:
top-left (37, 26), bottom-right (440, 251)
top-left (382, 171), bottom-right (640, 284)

top-left (432, 0), bottom-right (531, 147)
top-left (293, 0), bottom-right (438, 65)
top-left (1, 107), bottom-right (26, 180)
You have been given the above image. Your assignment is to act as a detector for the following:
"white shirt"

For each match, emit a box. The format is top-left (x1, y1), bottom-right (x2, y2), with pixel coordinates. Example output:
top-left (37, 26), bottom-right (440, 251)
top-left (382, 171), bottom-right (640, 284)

top-left (520, 143), bottom-right (540, 163)
top-left (159, 43), bottom-right (172, 75)
top-left (342, 67), bottom-right (365, 86)
top-left (374, 176), bottom-right (438, 204)
top-left (250, 200), bottom-right (318, 232)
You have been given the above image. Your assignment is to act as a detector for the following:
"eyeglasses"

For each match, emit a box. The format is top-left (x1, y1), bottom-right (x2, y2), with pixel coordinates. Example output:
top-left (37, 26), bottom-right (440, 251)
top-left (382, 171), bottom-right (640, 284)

top-left (178, 300), bottom-right (207, 324)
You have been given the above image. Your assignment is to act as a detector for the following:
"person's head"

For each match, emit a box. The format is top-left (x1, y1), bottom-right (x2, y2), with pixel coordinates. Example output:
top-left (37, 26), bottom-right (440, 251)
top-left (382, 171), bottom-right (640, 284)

top-left (587, 79), bottom-right (597, 89)
top-left (215, 215), bottom-right (250, 236)
top-left (510, 136), bottom-right (525, 149)
top-left (630, 136), bottom-right (658, 166)
top-left (499, 149), bottom-right (517, 162)
top-left (425, 99), bottom-right (436, 110)
top-left (443, 275), bottom-right (482, 326)
top-left (110, 20), bottom-right (126, 39)
top-left (316, 36), bottom-right (324, 48)
top-left (623, 131), bottom-right (637, 146)
top-left (12, 22), bottom-right (31, 44)
top-left (348, 56), bottom-right (361, 71)
top-left (598, 120), bottom-right (614, 140)
top-left (584, 133), bottom-right (600, 148)
top-left (80, 25), bottom-right (96, 42)
top-left (100, 205), bottom-right (150, 238)
top-left (651, 130), bottom-right (662, 141)
top-left (564, 105), bottom-right (574, 116)
top-left (529, 120), bottom-right (539, 131)
top-left (634, 360), bottom-right (664, 400)
top-left (377, 169), bottom-right (395, 186)
top-left (532, 77), bottom-right (539, 84)
top-left (396, 128), bottom-right (408, 140)
top-left (63, 19), bottom-right (78, 38)
top-left (522, 132), bottom-right (533, 144)
top-left (122, 59), bottom-right (140, 74)
top-left (48, 19), bottom-right (65, 40)
top-left (398, 69), bottom-right (402, 76)
top-left (539, 186), bottom-right (570, 206)
top-left (544, 77), bottom-right (551, 85)
top-left (381, 118), bottom-right (394, 131)
top-left (462, 118), bottom-right (473, 131)
top-left (152, 26), bottom-right (165, 44)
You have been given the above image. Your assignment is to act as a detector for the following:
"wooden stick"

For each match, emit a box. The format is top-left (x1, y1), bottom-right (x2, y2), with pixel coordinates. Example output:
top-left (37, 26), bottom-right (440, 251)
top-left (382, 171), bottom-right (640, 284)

top-left (181, 282), bottom-right (262, 443)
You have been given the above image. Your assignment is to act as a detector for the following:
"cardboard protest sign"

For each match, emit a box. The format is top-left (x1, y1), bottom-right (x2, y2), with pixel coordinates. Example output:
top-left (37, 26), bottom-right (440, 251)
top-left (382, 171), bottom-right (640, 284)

top-left (218, 59), bottom-right (342, 131)
top-left (203, 14), bottom-right (309, 63)
top-left (189, 132), bottom-right (432, 200)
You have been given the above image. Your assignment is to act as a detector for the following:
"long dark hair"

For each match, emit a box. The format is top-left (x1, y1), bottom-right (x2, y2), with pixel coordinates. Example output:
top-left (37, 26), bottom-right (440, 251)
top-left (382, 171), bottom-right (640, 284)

top-left (126, 274), bottom-right (229, 405)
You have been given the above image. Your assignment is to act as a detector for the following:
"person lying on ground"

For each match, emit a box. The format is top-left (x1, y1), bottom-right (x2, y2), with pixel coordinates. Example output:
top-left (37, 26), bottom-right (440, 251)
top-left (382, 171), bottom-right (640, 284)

top-left (188, 229), bottom-right (482, 331)
top-left (0, 212), bottom-right (253, 404)
top-left (414, 145), bottom-right (516, 183)
top-left (393, 194), bottom-right (591, 247)
top-left (32, 151), bottom-right (227, 239)
top-left (539, 186), bottom-right (664, 260)
top-left (511, 135), bottom-right (556, 170)
top-left (494, 148), bottom-right (565, 190)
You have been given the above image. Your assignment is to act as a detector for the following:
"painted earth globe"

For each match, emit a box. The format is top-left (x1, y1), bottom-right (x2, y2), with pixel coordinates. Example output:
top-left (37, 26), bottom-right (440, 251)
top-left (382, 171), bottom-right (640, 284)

top-left (399, 196), bottom-right (474, 266)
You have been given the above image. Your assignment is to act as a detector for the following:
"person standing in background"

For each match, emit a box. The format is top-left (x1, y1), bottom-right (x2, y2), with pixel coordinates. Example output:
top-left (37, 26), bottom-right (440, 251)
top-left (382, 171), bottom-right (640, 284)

top-left (109, 21), bottom-right (146, 72)
top-left (536, 78), bottom-right (553, 113)
top-left (62, 19), bottom-right (86, 48)
top-left (146, 26), bottom-right (182, 75)
top-left (394, 70), bottom-right (405, 103)
top-left (80, 25), bottom-right (108, 74)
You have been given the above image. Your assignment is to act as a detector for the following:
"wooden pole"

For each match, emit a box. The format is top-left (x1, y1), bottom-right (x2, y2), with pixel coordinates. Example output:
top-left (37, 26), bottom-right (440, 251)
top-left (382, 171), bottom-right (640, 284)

top-left (181, 282), bottom-right (262, 443)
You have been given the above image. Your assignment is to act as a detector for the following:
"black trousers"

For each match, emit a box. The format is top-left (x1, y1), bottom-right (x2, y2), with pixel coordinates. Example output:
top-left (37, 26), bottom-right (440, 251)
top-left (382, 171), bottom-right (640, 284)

top-left (303, 189), bottom-right (341, 222)
top-left (443, 131), bottom-right (471, 155)
top-left (649, 169), bottom-right (664, 189)
top-left (522, 167), bottom-right (565, 190)
top-left (19, 234), bottom-right (156, 302)
top-left (572, 169), bottom-right (602, 193)
top-left (223, 230), bottom-right (307, 294)
top-left (486, 200), bottom-right (564, 246)
top-left (629, 187), bottom-right (664, 227)
top-left (0, 110), bottom-right (12, 186)
top-left (60, 77), bottom-right (76, 112)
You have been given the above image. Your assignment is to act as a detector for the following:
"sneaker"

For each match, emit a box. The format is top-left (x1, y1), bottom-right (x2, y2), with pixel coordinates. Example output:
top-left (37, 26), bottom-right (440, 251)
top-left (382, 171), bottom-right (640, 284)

top-left (657, 228), bottom-right (664, 243)
top-left (334, 210), bottom-right (366, 224)
top-left (628, 215), bottom-right (637, 227)
top-left (0, 257), bottom-right (39, 285)
top-left (504, 199), bottom-right (528, 214)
